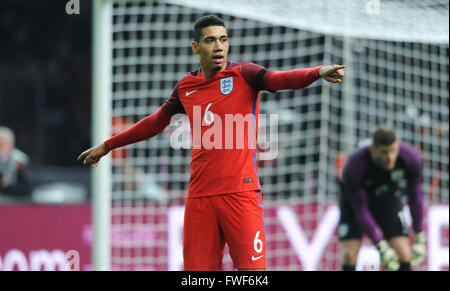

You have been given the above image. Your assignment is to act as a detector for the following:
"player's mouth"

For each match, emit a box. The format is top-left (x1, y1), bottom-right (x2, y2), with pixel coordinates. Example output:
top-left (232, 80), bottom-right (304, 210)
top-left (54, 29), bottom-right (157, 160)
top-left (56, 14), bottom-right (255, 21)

top-left (382, 161), bottom-right (395, 170)
top-left (212, 54), bottom-right (225, 64)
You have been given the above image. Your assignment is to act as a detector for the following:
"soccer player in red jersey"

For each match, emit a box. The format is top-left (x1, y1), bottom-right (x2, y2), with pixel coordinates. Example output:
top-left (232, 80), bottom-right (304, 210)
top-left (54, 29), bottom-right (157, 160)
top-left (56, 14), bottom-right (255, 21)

top-left (78, 15), bottom-right (345, 270)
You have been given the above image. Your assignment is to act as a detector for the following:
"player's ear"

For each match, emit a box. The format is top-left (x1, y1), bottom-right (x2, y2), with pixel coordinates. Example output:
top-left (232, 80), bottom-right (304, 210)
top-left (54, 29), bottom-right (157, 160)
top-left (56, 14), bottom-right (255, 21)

top-left (192, 41), bottom-right (199, 55)
top-left (369, 145), bottom-right (374, 154)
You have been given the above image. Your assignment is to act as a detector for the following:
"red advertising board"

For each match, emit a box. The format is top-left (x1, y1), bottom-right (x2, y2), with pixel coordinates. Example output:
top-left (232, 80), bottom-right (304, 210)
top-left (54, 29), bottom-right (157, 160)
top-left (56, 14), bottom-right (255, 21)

top-left (0, 204), bottom-right (448, 271)
top-left (0, 205), bottom-right (91, 271)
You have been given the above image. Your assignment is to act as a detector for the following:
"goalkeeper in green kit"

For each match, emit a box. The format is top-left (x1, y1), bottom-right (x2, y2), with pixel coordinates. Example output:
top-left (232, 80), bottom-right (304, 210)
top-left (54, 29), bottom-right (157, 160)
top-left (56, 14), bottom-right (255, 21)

top-left (337, 127), bottom-right (426, 271)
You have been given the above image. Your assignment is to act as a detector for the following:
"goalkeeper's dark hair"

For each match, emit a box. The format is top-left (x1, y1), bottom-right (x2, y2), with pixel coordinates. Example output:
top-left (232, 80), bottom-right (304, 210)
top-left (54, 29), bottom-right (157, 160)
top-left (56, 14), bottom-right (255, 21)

top-left (372, 126), bottom-right (398, 147)
top-left (193, 15), bottom-right (226, 42)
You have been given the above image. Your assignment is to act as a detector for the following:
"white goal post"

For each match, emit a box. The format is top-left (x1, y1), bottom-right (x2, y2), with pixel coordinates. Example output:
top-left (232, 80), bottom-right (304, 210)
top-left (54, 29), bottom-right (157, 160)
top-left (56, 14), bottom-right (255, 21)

top-left (92, 0), bottom-right (113, 271)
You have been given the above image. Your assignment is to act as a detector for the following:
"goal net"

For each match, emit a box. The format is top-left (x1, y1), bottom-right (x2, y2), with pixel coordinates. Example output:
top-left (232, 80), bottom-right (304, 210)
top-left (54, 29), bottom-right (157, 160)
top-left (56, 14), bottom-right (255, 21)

top-left (95, 0), bottom-right (449, 270)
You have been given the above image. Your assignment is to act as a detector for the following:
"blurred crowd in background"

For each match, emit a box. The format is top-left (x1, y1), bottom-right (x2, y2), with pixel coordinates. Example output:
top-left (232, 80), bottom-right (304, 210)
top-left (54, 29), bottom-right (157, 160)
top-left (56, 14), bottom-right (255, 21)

top-left (0, 0), bottom-right (92, 202)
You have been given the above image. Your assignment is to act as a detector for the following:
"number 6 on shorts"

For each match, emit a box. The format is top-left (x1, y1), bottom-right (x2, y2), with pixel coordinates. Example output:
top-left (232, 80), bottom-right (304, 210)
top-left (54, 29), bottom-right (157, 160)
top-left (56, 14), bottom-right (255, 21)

top-left (254, 231), bottom-right (263, 253)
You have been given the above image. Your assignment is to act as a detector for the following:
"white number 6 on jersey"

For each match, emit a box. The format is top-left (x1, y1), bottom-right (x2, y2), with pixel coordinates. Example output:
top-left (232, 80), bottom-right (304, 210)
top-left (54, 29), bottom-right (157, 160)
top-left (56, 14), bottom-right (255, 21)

top-left (204, 103), bottom-right (214, 125)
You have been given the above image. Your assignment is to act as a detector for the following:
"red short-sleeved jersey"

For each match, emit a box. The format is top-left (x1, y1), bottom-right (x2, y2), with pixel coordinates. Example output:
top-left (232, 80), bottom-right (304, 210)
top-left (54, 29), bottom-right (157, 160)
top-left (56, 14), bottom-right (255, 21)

top-left (162, 61), bottom-right (268, 197)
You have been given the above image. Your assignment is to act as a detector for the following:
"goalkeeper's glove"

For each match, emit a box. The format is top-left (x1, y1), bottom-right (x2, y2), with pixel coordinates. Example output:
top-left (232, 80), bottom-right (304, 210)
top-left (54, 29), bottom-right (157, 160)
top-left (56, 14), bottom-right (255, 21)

top-left (375, 240), bottom-right (399, 271)
top-left (411, 231), bottom-right (426, 266)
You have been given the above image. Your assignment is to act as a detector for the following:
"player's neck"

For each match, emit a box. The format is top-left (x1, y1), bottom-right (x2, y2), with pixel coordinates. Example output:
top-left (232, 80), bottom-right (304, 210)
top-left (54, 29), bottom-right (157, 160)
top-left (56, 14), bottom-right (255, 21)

top-left (200, 62), bottom-right (228, 79)
top-left (201, 67), bottom-right (224, 79)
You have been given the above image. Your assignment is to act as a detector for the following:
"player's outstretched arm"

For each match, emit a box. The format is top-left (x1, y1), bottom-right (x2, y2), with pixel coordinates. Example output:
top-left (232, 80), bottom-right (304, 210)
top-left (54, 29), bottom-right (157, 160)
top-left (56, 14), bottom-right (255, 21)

top-left (261, 64), bottom-right (345, 92)
top-left (77, 143), bottom-right (110, 168)
top-left (77, 106), bottom-right (172, 168)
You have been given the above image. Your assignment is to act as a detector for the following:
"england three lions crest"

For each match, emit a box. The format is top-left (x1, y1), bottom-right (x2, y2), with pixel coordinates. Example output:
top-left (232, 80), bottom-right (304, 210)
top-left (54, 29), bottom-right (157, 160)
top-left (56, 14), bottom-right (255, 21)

top-left (220, 77), bottom-right (233, 95)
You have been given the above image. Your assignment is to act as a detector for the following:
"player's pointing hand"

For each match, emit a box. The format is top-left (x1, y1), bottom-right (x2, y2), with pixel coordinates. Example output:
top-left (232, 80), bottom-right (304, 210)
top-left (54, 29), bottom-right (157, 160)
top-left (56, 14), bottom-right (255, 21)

top-left (77, 143), bottom-right (110, 168)
top-left (319, 64), bottom-right (346, 83)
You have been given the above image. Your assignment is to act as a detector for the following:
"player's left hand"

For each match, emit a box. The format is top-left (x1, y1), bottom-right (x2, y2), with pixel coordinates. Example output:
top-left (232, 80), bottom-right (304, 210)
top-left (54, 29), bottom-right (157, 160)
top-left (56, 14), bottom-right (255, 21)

top-left (376, 239), bottom-right (400, 271)
top-left (319, 64), bottom-right (345, 83)
top-left (411, 231), bottom-right (426, 266)
top-left (77, 143), bottom-right (110, 168)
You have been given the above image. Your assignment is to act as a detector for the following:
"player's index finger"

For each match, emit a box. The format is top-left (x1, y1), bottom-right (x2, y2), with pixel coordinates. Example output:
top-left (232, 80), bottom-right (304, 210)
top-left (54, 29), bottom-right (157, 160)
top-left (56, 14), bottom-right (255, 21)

top-left (77, 150), bottom-right (89, 161)
top-left (334, 65), bottom-right (346, 70)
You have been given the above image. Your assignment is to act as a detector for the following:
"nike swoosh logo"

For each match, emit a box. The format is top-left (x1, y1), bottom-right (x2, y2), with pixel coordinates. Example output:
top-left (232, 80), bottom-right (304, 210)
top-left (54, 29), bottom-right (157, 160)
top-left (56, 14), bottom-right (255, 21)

top-left (251, 255), bottom-right (264, 261)
top-left (186, 90), bottom-right (198, 96)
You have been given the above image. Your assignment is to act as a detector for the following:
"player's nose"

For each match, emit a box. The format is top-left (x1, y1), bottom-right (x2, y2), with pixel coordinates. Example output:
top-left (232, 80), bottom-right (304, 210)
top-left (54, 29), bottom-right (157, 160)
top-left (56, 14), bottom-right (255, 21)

top-left (388, 153), bottom-right (396, 163)
top-left (214, 40), bottom-right (224, 51)
top-left (386, 158), bottom-right (395, 168)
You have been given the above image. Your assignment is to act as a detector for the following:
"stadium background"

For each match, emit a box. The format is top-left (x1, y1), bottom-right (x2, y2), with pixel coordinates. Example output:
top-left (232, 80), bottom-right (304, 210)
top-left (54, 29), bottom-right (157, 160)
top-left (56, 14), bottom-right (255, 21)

top-left (0, 0), bottom-right (448, 271)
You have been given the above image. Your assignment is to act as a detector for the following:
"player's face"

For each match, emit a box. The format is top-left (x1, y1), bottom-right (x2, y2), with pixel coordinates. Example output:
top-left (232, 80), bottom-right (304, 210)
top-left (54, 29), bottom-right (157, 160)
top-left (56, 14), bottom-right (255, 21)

top-left (192, 26), bottom-right (229, 77)
top-left (370, 141), bottom-right (399, 171)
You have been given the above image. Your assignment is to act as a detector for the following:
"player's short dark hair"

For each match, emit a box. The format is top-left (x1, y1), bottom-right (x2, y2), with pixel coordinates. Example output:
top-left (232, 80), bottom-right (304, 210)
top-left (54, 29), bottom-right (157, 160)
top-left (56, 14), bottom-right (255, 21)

top-left (193, 15), bottom-right (226, 42)
top-left (372, 126), bottom-right (397, 147)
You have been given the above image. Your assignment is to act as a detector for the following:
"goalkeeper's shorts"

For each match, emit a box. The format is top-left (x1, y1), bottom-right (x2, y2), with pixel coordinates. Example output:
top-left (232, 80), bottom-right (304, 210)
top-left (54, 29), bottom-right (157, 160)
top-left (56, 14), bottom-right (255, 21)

top-left (183, 190), bottom-right (266, 270)
top-left (338, 188), bottom-right (410, 241)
